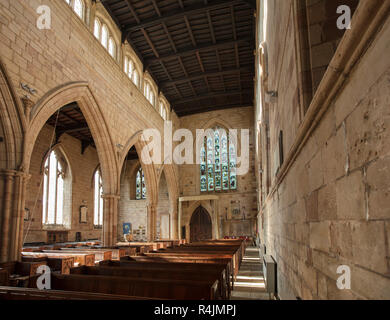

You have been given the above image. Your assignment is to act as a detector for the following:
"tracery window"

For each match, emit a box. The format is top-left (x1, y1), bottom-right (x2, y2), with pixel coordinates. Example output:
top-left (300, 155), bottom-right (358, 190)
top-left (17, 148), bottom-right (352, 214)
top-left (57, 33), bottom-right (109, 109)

top-left (93, 18), bottom-right (118, 60)
top-left (93, 169), bottom-right (104, 227)
top-left (42, 150), bottom-right (66, 225)
top-left (73, 0), bottom-right (84, 19)
top-left (64, 0), bottom-right (84, 20)
top-left (108, 37), bottom-right (116, 58)
top-left (160, 101), bottom-right (168, 120)
top-left (124, 56), bottom-right (139, 87)
top-left (144, 81), bottom-right (155, 106)
top-left (136, 167), bottom-right (146, 200)
top-left (200, 128), bottom-right (237, 192)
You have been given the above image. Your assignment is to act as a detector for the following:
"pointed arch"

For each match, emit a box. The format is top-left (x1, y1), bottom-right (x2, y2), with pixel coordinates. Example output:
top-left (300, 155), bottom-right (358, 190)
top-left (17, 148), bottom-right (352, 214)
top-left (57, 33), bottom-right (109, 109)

top-left (25, 82), bottom-right (118, 195)
top-left (0, 60), bottom-right (26, 170)
top-left (119, 131), bottom-right (158, 206)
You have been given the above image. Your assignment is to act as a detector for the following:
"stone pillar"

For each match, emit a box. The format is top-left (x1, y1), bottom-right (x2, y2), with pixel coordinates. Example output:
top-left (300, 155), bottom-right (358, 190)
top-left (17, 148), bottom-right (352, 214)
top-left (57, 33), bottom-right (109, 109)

top-left (178, 200), bottom-right (183, 240)
top-left (170, 200), bottom-right (178, 240)
top-left (102, 194), bottom-right (120, 247)
top-left (213, 199), bottom-right (220, 240)
top-left (147, 203), bottom-right (157, 241)
top-left (0, 170), bottom-right (29, 262)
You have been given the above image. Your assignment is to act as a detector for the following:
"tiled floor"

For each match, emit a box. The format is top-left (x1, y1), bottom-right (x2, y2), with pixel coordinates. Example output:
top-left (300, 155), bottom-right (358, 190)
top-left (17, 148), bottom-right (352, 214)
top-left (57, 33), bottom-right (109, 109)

top-left (230, 247), bottom-right (270, 300)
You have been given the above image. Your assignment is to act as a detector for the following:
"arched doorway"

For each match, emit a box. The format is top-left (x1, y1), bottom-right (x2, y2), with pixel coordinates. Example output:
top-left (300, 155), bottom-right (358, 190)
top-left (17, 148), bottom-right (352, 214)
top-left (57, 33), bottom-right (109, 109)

top-left (190, 206), bottom-right (212, 242)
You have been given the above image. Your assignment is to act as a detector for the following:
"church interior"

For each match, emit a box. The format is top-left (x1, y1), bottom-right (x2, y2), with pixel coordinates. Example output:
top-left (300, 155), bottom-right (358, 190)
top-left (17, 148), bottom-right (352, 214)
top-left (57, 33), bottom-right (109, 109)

top-left (0, 0), bottom-right (389, 301)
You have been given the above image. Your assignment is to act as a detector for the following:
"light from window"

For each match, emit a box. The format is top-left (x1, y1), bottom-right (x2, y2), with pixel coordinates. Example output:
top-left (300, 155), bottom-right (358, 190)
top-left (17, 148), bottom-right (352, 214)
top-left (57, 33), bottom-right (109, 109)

top-left (160, 102), bottom-right (167, 120)
top-left (133, 70), bottom-right (139, 87)
top-left (74, 0), bottom-right (83, 19)
top-left (108, 38), bottom-right (116, 58)
top-left (200, 128), bottom-right (237, 192)
top-left (136, 167), bottom-right (146, 200)
top-left (101, 25), bottom-right (108, 48)
top-left (124, 57), bottom-right (128, 74)
top-left (144, 82), bottom-right (155, 106)
top-left (94, 19), bottom-right (100, 39)
top-left (42, 150), bottom-right (65, 225)
top-left (94, 169), bottom-right (104, 227)
top-left (124, 57), bottom-right (139, 87)
top-left (64, 0), bottom-right (71, 5)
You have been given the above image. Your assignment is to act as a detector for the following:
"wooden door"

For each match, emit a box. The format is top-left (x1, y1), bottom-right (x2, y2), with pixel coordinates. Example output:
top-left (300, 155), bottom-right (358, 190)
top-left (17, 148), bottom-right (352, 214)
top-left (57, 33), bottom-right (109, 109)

top-left (190, 206), bottom-right (212, 242)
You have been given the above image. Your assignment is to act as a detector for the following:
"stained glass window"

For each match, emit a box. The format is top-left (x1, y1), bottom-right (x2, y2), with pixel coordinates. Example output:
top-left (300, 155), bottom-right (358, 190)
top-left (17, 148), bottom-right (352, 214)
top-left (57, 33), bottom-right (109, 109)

top-left (136, 167), bottom-right (146, 200)
top-left (200, 127), bottom-right (237, 192)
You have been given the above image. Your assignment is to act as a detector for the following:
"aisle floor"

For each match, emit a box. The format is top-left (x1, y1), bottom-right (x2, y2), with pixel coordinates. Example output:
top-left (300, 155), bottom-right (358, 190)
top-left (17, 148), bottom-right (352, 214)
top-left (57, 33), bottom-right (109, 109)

top-left (230, 247), bottom-right (270, 300)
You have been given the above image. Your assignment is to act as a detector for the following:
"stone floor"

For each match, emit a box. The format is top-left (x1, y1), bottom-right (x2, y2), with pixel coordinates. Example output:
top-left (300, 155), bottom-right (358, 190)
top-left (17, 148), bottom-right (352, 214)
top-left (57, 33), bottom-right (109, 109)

top-left (230, 247), bottom-right (270, 300)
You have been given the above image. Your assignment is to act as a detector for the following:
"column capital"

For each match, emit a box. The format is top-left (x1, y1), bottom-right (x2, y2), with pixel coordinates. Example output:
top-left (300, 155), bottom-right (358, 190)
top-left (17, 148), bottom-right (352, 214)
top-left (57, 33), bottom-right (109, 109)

top-left (102, 194), bottom-right (121, 200)
top-left (0, 170), bottom-right (31, 180)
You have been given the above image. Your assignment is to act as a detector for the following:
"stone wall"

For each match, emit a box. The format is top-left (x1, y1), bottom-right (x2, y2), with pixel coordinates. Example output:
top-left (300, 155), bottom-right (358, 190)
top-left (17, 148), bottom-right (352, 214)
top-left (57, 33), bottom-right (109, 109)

top-left (256, 0), bottom-right (390, 300)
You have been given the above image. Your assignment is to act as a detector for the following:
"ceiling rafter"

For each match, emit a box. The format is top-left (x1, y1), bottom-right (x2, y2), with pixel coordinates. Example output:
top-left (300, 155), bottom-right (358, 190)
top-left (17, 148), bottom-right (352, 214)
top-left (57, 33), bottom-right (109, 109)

top-left (101, 0), bottom-right (255, 116)
top-left (161, 66), bottom-right (251, 88)
top-left (172, 89), bottom-right (251, 105)
top-left (145, 38), bottom-right (251, 68)
top-left (122, 0), bottom-right (251, 33)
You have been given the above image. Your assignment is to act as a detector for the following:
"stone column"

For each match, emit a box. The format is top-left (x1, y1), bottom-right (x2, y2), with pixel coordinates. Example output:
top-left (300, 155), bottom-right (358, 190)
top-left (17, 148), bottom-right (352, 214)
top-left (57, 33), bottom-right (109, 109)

top-left (147, 203), bottom-right (157, 241)
top-left (102, 194), bottom-right (120, 247)
top-left (178, 200), bottom-right (183, 240)
top-left (170, 199), bottom-right (178, 240)
top-left (0, 170), bottom-right (29, 262)
top-left (213, 199), bottom-right (220, 240)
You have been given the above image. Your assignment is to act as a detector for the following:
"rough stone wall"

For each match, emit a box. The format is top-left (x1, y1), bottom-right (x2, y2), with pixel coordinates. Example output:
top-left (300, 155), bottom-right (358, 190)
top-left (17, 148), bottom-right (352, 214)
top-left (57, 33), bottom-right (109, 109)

top-left (257, 0), bottom-right (390, 300)
top-left (179, 107), bottom-right (257, 238)
top-left (24, 124), bottom-right (101, 243)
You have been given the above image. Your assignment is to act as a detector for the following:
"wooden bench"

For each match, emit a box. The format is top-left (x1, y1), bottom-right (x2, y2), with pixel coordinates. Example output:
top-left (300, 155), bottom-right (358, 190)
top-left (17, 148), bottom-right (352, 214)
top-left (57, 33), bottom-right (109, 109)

top-left (0, 269), bottom-right (9, 286)
top-left (71, 265), bottom-right (229, 299)
top-left (0, 261), bottom-right (46, 288)
top-left (111, 257), bottom-right (231, 295)
top-left (0, 286), bottom-right (155, 300)
top-left (40, 251), bottom-right (95, 266)
top-left (86, 246), bottom-right (128, 260)
top-left (50, 273), bottom-right (219, 300)
top-left (58, 248), bottom-right (112, 262)
top-left (21, 254), bottom-right (74, 274)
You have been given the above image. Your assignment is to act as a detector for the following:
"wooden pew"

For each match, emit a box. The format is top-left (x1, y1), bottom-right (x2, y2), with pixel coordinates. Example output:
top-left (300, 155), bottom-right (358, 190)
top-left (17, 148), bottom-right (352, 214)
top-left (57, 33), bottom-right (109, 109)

top-left (71, 265), bottom-right (229, 299)
top-left (0, 269), bottom-right (9, 286)
top-left (0, 286), bottom-right (157, 300)
top-left (116, 243), bottom-right (153, 254)
top-left (40, 251), bottom-right (95, 266)
top-left (117, 242), bottom-right (157, 251)
top-left (21, 253), bottom-right (74, 274)
top-left (113, 257), bottom-right (231, 295)
top-left (50, 273), bottom-right (219, 300)
top-left (58, 248), bottom-right (112, 262)
top-left (162, 246), bottom-right (242, 276)
top-left (0, 261), bottom-right (47, 288)
top-left (86, 246), bottom-right (128, 260)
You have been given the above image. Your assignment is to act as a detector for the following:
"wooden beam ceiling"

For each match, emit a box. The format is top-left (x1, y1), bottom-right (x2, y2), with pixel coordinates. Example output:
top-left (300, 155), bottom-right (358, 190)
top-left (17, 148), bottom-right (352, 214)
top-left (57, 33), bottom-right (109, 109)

top-left (101, 0), bottom-right (256, 116)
